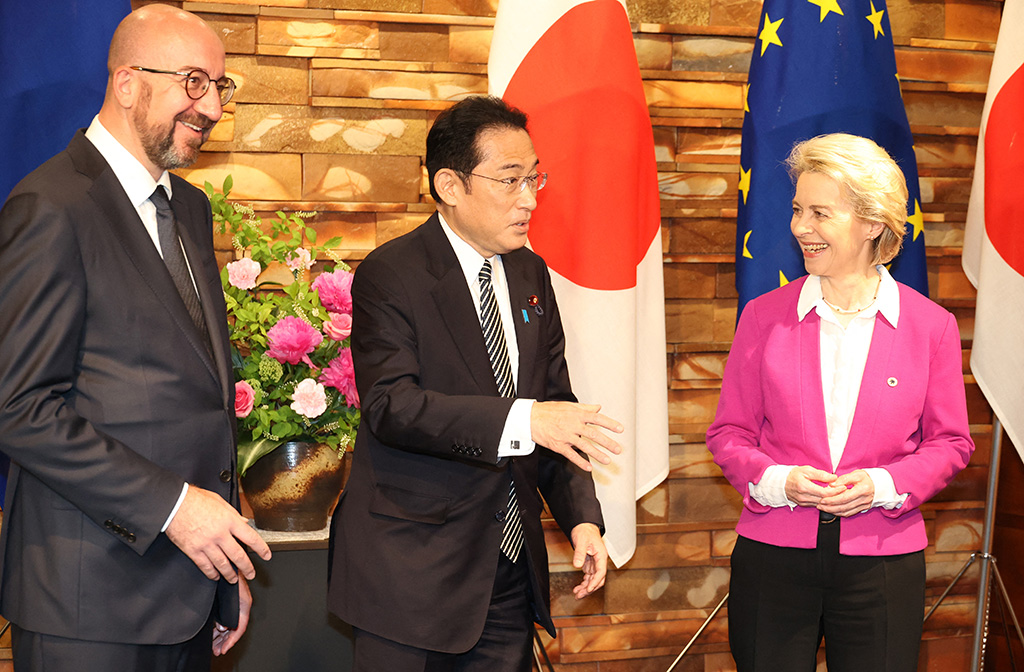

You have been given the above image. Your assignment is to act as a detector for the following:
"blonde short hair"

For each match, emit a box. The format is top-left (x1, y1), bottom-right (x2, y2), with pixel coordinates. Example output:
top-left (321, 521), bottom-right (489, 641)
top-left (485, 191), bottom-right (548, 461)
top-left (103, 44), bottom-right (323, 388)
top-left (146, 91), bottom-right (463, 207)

top-left (786, 133), bottom-right (909, 265)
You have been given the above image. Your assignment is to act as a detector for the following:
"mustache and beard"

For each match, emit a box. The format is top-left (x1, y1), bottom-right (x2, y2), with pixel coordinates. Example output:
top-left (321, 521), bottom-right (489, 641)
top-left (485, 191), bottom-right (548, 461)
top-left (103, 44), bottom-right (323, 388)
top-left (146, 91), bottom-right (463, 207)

top-left (133, 81), bottom-right (215, 171)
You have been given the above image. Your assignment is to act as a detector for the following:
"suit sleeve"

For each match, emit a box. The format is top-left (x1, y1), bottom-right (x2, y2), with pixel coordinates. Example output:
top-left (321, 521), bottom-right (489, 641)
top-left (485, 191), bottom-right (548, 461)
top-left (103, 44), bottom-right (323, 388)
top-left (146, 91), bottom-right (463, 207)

top-left (879, 311), bottom-right (975, 517)
top-left (706, 300), bottom-right (775, 514)
top-left (352, 252), bottom-right (515, 464)
top-left (0, 189), bottom-right (186, 553)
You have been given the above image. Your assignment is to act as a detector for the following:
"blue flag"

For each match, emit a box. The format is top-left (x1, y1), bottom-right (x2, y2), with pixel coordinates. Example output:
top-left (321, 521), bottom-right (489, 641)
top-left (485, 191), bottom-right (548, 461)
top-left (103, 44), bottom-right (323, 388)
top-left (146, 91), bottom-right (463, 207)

top-left (0, 0), bottom-right (130, 199)
top-left (0, 1), bottom-right (130, 507)
top-left (736, 0), bottom-right (928, 316)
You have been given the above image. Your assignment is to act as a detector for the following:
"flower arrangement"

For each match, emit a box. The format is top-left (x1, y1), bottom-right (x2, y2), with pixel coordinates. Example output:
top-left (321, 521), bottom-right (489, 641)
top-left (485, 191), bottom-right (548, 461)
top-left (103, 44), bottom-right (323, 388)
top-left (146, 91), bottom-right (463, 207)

top-left (206, 176), bottom-right (360, 477)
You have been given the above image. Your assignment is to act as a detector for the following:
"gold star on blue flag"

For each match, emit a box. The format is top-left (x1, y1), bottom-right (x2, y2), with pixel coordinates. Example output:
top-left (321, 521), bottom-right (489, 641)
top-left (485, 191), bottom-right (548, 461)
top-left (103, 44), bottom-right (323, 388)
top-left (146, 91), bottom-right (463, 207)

top-left (735, 0), bottom-right (928, 316)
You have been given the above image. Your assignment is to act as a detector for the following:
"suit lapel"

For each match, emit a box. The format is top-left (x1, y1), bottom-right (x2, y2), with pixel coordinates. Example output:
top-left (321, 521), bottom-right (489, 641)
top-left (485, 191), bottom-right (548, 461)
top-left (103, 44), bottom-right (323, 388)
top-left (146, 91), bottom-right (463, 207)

top-left (422, 217), bottom-right (502, 396)
top-left (173, 191), bottom-right (232, 403)
top-left (799, 308), bottom-right (832, 467)
top-left (69, 134), bottom-right (220, 387)
top-left (504, 252), bottom-right (539, 396)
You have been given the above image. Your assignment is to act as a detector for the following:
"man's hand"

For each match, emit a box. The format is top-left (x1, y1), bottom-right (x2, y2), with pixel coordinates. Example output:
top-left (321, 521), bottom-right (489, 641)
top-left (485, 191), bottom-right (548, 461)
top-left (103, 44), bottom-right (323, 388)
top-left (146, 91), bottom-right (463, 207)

top-left (165, 486), bottom-right (272, 582)
top-left (784, 466), bottom-right (844, 507)
top-left (570, 523), bottom-right (608, 599)
top-left (212, 575), bottom-right (253, 656)
top-left (530, 402), bottom-right (623, 471)
top-left (818, 469), bottom-right (875, 517)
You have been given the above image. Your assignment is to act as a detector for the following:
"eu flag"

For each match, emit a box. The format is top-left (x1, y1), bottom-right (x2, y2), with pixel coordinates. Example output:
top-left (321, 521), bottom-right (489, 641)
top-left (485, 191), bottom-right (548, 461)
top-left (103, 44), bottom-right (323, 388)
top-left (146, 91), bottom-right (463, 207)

top-left (735, 0), bottom-right (928, 316)
top-left (0, 1), bottom-right (131, 506)
top-left (0, 1), bottom-right (131, 200)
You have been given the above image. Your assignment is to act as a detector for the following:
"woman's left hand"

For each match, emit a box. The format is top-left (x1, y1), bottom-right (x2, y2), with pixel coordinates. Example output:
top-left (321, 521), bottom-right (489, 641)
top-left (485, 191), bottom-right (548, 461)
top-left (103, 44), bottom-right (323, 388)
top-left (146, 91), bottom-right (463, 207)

top-left (817, 469), bottom-right (875, 517)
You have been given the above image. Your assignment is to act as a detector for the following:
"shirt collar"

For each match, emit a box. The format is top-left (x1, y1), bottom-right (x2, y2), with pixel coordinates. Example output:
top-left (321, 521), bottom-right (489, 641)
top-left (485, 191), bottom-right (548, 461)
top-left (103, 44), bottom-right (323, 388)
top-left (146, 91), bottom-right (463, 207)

top-left (797, 265), bottom-right (900, 327)
top-left (84, 116), bottom-right (172, 208)
top-left (437, 211), bottom-right (500, 287)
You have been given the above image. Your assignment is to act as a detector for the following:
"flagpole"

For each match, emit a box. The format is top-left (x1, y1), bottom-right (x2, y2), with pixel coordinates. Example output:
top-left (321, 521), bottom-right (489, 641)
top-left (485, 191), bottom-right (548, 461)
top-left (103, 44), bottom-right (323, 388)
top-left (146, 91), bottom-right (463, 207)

top-left (922, 417), bottom-right (1024, 670)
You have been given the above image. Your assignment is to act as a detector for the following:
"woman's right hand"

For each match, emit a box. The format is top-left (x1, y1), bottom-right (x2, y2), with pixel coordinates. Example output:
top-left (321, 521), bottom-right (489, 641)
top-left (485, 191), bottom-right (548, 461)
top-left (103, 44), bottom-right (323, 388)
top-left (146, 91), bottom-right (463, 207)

top-left (785, 466), bottom-right (845, 507)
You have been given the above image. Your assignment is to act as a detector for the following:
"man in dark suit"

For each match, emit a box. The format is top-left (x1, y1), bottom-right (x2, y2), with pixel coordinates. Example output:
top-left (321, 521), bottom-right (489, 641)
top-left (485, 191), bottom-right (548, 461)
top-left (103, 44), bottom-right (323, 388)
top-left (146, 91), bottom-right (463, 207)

top-left (328, 96), bottom-right (624, 671)
top-left (0, 5), bottom-right (271, 670)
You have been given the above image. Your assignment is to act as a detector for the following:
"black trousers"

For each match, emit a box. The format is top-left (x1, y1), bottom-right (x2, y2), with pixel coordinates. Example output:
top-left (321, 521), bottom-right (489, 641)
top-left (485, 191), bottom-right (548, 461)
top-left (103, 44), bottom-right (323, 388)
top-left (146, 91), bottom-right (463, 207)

top-left (728, 515), bottom-right (925, 672)
top-left (11, 613), bottom-right (216, 672)
top-left (353, 552), bottom-right (534, 672)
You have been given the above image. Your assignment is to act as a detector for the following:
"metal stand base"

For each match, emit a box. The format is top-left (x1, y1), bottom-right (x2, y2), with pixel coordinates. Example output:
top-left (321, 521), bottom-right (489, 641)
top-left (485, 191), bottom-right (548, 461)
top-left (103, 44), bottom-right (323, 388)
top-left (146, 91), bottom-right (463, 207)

top-left (665, 592), bottom-right (729, 672)
top-left (533, 628), bottom-right (555, 672)
top-left (924, 550), bottom-right (1024, 670)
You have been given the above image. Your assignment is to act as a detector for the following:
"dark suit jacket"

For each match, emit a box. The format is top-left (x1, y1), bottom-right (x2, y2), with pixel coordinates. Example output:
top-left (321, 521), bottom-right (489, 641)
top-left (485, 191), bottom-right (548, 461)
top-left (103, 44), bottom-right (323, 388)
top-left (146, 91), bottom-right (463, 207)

top-left (0, 131), bottom-right (239, 644)
top-left (327, 214), bottom-right (604, 653)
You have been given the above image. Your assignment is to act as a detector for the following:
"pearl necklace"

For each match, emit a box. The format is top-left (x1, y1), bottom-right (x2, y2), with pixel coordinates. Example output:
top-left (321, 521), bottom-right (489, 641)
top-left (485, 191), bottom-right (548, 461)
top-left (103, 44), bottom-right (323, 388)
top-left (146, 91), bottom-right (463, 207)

top-left (822, 275), bottom-right (881, 315)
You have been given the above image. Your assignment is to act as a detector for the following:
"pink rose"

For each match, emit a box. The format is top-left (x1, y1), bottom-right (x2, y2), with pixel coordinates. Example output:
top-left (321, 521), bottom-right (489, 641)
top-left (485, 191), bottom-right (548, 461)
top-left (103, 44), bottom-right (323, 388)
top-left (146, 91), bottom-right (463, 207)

top-left (285, 248), bottom-right (313, 272)
top-left (320, 348), bottom-right (359, 408)
top-left (312, 269), bottom-right (354, 314)
top-left (290, 378), bottom-right (327, 418)
top-left (323, 312), bottom-right (352, 341)
top-left (234, 380), bottom-right (255, 418)
top-left (226, 258), bottom-right (262, 290)
top-left (266, 316), bottom-right (324, 366)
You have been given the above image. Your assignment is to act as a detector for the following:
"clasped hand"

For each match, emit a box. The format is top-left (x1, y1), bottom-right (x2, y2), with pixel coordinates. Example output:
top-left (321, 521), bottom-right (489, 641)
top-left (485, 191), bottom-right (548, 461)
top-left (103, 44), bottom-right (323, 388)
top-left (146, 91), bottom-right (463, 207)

top-left (784, 466), bottom-right (875, 517)
top-left (530, 401), bottom-right (623, 471)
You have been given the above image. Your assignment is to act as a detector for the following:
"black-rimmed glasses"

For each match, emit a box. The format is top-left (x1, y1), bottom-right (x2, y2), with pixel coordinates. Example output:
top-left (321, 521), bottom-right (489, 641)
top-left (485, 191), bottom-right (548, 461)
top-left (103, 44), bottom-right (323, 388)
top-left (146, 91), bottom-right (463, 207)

top-left (468, 171), bottom-right (548, 194)
top-left (130, 66), bottom-right (236, 106)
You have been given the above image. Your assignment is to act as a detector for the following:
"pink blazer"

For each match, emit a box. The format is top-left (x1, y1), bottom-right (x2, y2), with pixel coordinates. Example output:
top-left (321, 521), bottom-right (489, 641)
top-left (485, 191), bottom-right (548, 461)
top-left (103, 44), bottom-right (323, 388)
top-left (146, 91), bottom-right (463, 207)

top-left (707, 277), bottom-right (974, 556)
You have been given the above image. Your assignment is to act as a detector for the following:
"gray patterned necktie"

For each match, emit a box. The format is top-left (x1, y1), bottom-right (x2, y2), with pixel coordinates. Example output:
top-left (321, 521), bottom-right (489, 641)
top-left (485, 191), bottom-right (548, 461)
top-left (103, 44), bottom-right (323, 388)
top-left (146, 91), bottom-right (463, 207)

top-left (479, 260), bottom-right (523, 563)
top-left (150, 187), bottom-right (211, 350)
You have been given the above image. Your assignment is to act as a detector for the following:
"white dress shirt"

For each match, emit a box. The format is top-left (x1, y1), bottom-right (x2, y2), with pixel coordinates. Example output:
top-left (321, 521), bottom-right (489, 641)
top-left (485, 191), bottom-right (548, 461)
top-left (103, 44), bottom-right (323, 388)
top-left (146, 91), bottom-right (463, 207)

top-left (84, 116), bottom-right (190, 530)
top-left (749, 266), bottom-right (907, 511)
top-left (438, 214), bottom-right (536, 458)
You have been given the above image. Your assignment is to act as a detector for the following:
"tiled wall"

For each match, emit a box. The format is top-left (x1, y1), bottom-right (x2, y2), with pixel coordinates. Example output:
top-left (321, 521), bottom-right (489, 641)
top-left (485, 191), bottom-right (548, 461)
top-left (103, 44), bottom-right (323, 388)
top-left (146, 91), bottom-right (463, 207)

top-left (165, 0), bottom-right (1001, 668)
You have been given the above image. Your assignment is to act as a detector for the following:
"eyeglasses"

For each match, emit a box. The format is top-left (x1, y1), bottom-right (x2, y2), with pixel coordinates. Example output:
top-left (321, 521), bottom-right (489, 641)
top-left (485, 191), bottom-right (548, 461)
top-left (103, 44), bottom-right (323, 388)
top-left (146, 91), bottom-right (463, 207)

top-left (468, 171), bottom-right (548, 194)
top-left (130, 66), bottom-right (236, 106)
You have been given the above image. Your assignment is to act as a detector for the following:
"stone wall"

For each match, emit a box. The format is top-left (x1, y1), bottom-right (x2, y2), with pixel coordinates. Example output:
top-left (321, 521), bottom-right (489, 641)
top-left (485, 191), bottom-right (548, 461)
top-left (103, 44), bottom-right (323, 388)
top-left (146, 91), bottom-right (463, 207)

top-left (164, 0), bottom-right (1001, 668)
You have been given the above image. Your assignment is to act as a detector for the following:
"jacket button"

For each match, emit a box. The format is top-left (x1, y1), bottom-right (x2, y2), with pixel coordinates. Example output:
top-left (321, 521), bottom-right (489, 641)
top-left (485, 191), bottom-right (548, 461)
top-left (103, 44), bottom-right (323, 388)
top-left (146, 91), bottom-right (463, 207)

top-left (495, 510), bottom-right (506, 522)
top-left (104, 520), bottom-right (114, 529)
top-left (219, 469), bottom-right (232, 483)
top-left (127, 533), bottom-right (136, 543)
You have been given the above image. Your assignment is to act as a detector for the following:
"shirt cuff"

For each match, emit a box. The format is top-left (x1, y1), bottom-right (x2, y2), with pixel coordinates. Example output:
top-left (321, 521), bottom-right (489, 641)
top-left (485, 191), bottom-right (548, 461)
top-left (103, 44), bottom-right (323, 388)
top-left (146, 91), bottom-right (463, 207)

top-left (864, 467), bottom-right (907, 510)
top-left (497, 399), bottom-right (536, 459)
top-left (748, 464), bottom-right (798, 509)
top-left (161, 482), bottom-right (189, 532)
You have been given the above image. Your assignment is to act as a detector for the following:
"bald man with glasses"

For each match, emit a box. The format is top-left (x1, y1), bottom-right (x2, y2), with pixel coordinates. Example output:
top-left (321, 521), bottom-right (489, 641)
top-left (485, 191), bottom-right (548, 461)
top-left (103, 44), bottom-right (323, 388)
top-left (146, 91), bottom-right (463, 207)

top-left (0, 5), bottom-right (270, 670)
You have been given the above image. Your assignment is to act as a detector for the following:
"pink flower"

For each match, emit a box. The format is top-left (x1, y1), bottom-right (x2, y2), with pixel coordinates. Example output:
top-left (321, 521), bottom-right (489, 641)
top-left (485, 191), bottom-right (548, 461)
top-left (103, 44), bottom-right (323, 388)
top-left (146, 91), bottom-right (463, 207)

top-left (266, 316), bottom-right (323, 366)
top-left (312, 269), bottom-right (354, 314)
top-left (234, 380), bottom-right (255, 418)
top-left (323, 312), bottom-right (352, 341)
top-left (226, 258), bottom-right (262, 290)
top-left (320, 348), bottom-right (359, 408)
top-left (290, 378), bottom-right (327, 418)
top-left (285, 248), bottom-right (313, 272)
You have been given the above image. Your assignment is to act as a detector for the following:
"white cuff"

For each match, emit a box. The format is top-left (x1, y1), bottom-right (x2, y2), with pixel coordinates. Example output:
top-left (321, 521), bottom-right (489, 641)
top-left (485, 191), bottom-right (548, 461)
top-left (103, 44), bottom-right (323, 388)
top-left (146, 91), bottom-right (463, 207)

top-left (864, 467), bottom-right (907, 510)
top-left (497, 399), bottom-right (536, 458)
top-left (161, 482), bottom-right (189, 532)
top-left (748, 464), bottom-right (798, 509)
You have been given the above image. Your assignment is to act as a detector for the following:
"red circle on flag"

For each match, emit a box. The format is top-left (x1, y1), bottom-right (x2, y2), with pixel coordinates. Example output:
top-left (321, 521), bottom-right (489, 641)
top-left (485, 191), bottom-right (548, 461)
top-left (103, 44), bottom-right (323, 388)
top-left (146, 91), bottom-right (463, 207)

top-left (985, 64), bottom-right (1024, 276)
top-left (503, 0), bottom-right (661, 291)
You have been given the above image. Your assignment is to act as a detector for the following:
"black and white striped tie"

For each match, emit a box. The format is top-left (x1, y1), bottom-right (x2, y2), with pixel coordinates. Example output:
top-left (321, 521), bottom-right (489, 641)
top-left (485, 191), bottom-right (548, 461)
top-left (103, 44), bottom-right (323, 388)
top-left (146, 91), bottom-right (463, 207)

top-left (479, 260), bottom-right (523, 563)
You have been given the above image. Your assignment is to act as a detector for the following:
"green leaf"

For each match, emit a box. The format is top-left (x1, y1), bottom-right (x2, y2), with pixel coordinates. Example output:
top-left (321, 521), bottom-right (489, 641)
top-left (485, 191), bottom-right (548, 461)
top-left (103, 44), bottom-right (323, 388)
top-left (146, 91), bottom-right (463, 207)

top-left (237, 437), bottom-right (283, 477)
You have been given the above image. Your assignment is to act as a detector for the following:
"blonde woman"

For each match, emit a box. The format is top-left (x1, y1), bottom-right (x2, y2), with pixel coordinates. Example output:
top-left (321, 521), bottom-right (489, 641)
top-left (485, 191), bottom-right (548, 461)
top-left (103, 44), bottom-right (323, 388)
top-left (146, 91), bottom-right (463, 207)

top-left (708, 133), bottom-right (974, 671)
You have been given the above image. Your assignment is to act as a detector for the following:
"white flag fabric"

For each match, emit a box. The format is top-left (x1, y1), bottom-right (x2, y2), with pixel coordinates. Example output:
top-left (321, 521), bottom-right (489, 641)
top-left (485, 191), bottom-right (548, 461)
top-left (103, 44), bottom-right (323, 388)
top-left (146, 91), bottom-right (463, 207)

top-left (488, 0), bottom-right (670, 566)
top-left (963, 0), bottom-right (1024, 458)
